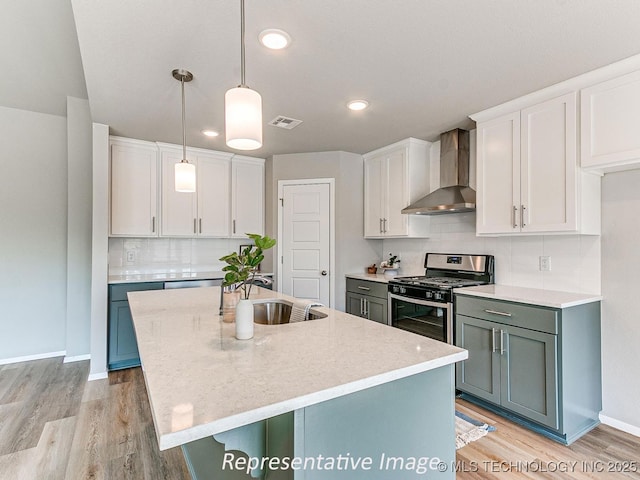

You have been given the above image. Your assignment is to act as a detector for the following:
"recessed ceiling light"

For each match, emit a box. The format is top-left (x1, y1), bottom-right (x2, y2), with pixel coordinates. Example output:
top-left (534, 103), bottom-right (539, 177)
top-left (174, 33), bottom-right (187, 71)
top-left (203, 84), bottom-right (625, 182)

top-left (202, 129), bottom-right (219, 137)
top-left (347, 100), bottom-right (369, 111)
top-left (259, 29), bottom-right (291, 50)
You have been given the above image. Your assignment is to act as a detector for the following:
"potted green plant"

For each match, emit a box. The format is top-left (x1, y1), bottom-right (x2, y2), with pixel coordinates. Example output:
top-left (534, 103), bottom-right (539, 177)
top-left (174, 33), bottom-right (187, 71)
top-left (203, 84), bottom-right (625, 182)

top-left (380, 252), bottom-right (401, 276)
top-left (219, 233), bottom-right (276, 339)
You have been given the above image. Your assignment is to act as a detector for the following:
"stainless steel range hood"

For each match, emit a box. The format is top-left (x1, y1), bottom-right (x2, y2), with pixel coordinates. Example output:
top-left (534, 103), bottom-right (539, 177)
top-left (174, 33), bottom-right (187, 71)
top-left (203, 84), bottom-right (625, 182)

top-left (402, 128), bottom-right (475, 215)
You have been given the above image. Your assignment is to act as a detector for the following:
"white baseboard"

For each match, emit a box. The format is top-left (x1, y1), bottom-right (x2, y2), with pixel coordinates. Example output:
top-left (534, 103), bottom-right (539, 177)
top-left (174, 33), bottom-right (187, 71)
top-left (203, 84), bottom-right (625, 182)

top-left (0, 350), bottom-right (66, 366)
top-left (63, 354), bottom-right (91, 363)
top-left (600, 414), bottom-right (640, 438)
top-left (87, 371), bottom-right (108, 381)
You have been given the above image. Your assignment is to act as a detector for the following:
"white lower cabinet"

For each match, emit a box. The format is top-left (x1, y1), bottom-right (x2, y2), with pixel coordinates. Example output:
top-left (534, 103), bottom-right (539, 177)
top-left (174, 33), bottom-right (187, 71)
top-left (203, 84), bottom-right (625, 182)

top-left (475, 92), bottom-right (600, 236)
top-left (159, 145), bottom-right (232, 237)
top-left (109, 137), bottom-right (158, 237)
top-left (231, 156), bottom-right (265, 237)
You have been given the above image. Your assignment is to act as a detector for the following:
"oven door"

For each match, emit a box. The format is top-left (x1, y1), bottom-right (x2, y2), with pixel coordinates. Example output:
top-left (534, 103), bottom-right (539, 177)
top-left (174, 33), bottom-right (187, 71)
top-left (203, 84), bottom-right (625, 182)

top-left (388, 293), bottom-right (452, 343)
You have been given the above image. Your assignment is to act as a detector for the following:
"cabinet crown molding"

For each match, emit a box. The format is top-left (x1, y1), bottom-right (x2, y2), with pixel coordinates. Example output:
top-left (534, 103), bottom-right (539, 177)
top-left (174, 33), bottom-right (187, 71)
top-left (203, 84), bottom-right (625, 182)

top-left (363, 137), bottom-right (431, 159)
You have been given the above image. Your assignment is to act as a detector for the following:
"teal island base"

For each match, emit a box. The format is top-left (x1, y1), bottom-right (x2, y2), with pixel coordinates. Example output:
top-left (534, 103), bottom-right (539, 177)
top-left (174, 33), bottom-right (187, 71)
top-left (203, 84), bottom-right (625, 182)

top-left (182, 365), bottom-right (456, 480)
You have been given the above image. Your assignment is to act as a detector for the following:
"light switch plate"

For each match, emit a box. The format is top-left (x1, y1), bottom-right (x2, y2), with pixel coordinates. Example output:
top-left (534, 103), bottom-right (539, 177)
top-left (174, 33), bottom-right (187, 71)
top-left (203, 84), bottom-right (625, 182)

top-left (539, 256), bottom-right (551, 271)
top-left (126, 250), bottom-right (136, 263)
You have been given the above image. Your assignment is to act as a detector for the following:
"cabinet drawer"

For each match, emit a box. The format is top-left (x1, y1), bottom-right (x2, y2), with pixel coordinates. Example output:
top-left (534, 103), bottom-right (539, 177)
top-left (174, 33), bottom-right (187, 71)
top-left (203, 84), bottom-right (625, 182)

top-left (109, 282), bottom-right (164, 301)
top-left (455, 295), bottom-right (558, 334)
top-left (346, 278), bottom-right (388, 299)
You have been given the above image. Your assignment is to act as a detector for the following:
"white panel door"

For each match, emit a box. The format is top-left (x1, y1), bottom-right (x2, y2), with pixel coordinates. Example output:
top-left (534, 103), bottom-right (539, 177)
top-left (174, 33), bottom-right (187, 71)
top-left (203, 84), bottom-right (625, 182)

top-left (281, 183), bottom-right (330, 306)
top-left (160, 149), bottom-right (197, 236)
top-left (110, 141), bottom-right (158, 236)
top-left (521, 92), bottom-right (577, 233)
top-left (384, 148), bottom-right (409, 236)
top-left (363, 154), bottom-right (385, 237)
top-left (196, 154), bottom-right (230, 237)
top-left (476, 112), bottom-right (521, 234)
top-left (232, 159), bottom-right (264, 237)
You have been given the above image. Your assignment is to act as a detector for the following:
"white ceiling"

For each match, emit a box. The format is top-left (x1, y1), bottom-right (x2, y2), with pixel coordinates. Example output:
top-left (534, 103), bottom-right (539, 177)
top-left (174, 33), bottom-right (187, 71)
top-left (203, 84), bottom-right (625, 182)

top-left (17, 1), bottom-right (640, 158)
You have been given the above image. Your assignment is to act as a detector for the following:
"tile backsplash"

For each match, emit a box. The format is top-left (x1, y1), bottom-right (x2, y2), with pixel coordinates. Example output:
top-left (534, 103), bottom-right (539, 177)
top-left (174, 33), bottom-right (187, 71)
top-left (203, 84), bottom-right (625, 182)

top-left (382, 213), bottom-right (601, 294)
top-left (108, 237), bottom-right (252, 275)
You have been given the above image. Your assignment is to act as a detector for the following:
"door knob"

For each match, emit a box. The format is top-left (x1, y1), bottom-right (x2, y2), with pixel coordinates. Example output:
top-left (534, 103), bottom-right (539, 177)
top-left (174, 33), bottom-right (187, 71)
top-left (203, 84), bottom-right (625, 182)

top-left (321, 270), bottom-right (328, 276)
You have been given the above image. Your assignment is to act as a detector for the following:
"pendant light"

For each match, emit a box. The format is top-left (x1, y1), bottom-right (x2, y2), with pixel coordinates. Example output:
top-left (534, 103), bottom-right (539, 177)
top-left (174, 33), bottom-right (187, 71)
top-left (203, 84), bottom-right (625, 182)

top-left (173, 68), bottom-right (196, 192)
top-left (225, 0), bottom-right (263, 150)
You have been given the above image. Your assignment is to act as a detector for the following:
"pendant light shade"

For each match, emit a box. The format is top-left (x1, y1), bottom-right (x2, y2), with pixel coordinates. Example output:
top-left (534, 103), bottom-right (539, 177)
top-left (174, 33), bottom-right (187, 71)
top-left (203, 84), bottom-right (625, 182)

top-left (175, 161), bottom-right (196, 192)
top-left (225, 86), bottom-right (262, 150)
top-left (225, 0), bottom-right (263, 151)
top-left (172, 68), bottom-right (196, 193)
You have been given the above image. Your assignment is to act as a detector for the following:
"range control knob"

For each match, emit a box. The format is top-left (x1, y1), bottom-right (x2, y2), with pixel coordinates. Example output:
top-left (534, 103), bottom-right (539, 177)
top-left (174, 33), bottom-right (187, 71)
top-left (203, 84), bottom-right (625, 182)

top-left (425, 291), bottom-right (433, 299)
top-left (399, 287), bottom-right (407, 294)
top-left (433, 292), bottom-right (443, 301)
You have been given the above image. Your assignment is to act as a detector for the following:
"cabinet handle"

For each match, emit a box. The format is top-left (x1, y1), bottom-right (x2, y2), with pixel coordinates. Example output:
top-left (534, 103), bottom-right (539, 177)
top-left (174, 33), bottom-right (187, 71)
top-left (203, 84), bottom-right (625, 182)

top-left (484, 309), bottom-right (512, 317)
top-left (357, 286), bottom-right (371, 291)
top-left (152, 216), bottom-right (156, 233)
top-left (521, 205), bottom-right (526, 228)
top-left (500, 329), bottom-right (505, 355)
top-left (364, 299), bottom-right (369, 318)
top-left (383, 218), bottom-right (387, 233)
top-left (233, 219), bottom-right (236, 234)
top-left (512, 206), bottom-right (518, 228)
top-left (193, 218), bottom-right (197, 234)
top-left (360, 298), bottom-right (364, 316)
top-left (199, 218), bottom-right (202, 234)
top-left (379, 218), bottom-right (383, 234)
top-left (491, 328), bottom-right (497, 353)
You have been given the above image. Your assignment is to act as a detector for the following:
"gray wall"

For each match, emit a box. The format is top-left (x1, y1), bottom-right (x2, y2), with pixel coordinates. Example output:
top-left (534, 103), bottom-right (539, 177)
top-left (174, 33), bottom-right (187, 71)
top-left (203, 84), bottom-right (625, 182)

top-left (0, 106), bottom-right (68, 360)
top-left (66, 97), bottom-right (92, 358)
top-left (601, 169), bottom-right (640, 431)
top-left (268, 151), bottom-right (382, 311)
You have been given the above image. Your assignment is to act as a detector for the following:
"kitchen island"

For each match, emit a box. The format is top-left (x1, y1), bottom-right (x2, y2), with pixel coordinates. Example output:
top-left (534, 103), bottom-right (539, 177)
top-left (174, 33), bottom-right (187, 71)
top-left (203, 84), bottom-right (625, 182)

top-left (128, 286), bottom-right (467, 479)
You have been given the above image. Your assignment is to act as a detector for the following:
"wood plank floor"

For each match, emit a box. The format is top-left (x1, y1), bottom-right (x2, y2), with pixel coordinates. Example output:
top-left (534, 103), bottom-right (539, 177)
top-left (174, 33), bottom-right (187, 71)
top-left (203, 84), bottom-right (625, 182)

top-left (1, 358), bottom-right (639, 479)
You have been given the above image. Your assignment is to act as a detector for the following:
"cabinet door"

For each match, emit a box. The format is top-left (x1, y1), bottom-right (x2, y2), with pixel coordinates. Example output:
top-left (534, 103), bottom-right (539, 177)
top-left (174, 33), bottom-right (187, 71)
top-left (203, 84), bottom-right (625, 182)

top-left (521, 93), bottom-right (577, 233)
top-left (501, 324), bottom-right (559, 429)
top-left (455, 315), bottom-right (501, 404)
top-left (363, 155), bottom-right (385, 237)
top-left (346, 292), bottom-right (365, 318)
top-left (581, 69), bottom-right (640, 170)
top-left (161, 149), bottom-right (197, 236)
top-left (232, 158), bottom-right (264, 237)
top-left (476, 112), bottom-right (521, 235)
top-left (366, 296), bottom-right (388, 324)
top-left (384, 149), bottom-right (409, 236)
top-left (110, 141), bottom-right (158, 236)
top-left (196, 153), bottom-right (230, 237)
top-left (108, 300), bottom-right (141, 369)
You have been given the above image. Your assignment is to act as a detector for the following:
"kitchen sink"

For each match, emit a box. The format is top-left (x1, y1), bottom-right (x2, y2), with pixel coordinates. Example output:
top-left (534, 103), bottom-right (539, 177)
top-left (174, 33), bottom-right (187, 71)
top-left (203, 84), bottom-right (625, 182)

top-left (253, 300), bottom-right (327, 325)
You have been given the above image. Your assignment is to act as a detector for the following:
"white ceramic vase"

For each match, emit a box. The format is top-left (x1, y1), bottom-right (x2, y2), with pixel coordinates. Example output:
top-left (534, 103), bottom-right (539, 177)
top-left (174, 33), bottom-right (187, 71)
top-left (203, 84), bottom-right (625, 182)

top-left (235, 298), bottom-right (254, 340)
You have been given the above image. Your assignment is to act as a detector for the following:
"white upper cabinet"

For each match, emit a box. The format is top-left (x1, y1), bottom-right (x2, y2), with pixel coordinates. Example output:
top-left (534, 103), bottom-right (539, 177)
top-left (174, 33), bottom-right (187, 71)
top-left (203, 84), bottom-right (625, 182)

top-left (231, 156), bottom-right (265, 237)
top-left (363, 138), bottom-right (430, 238)
top-left (475, 93), bottom-right (600, 236)
top-left (581, 69), bottom-right (640, 172)
top-left (110, 137), bottom-right (158, 237)
top-left (159, 144), bottom-right (232, 237)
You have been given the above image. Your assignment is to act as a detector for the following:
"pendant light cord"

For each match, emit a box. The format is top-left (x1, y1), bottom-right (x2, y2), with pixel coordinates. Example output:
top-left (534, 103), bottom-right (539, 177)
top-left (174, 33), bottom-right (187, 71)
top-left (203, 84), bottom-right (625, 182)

top-left (181, 76), bottom-right (187, 162)
top-left (240, 0), bottom-right (246, 87)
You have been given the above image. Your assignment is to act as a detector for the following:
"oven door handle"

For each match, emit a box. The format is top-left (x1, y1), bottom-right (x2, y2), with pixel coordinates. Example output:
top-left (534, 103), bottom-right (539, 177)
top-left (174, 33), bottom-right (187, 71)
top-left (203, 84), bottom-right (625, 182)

top-left (388, 293), bottom-right (448, 309)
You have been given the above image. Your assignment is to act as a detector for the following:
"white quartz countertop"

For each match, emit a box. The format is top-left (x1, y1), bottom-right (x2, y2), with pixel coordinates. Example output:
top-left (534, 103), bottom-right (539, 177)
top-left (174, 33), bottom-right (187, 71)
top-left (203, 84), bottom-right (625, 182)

top-left (345, 272), bottom-right (392, 283)
top-left (453, 284), bottom-right (602, 308)
top-left (108, 271), bottom-right (272, 284)
top-left (128, 287), bottom-right (467, 450)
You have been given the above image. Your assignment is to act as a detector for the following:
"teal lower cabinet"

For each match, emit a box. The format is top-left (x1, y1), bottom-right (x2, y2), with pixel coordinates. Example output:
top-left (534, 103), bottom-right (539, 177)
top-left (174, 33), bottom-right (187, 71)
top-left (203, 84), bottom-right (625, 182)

top-left (455, 294), bottom-right (601, 444)
top-left (108, 282), bottom-right (163, 370)
top-left (182, 365), bottom-right (456, 479)
top-left (345, 278), bottom-right (388, 324)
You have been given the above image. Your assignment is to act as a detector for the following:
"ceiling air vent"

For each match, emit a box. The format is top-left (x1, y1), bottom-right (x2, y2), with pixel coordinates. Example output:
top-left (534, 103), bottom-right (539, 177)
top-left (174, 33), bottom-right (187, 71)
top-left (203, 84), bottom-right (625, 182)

top-left (268, 116), bottom-right (303, 130)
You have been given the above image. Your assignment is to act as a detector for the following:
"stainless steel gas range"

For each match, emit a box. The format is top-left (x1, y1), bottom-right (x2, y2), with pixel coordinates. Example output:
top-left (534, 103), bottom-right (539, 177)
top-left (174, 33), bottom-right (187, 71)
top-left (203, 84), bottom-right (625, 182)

top-left (387, 253), bottom-right (495, 343)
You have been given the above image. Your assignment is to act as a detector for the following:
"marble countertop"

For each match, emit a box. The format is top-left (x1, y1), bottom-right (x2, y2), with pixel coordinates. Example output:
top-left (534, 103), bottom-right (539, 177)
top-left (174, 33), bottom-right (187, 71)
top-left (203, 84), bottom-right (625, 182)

top-left (108, 271), bottom-right (272, 284)
top-left (128, 286), bottom-right (467, 450)
top-left (453, 284), bottom-right (602, 309)
top-left (345, 272), bottom-right (393, 283)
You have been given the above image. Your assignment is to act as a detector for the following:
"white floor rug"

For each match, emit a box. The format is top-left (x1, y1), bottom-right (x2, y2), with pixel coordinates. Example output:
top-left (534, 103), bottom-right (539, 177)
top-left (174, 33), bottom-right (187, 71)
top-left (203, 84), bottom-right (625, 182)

top-left (455, 410), bottom-right (496, 449)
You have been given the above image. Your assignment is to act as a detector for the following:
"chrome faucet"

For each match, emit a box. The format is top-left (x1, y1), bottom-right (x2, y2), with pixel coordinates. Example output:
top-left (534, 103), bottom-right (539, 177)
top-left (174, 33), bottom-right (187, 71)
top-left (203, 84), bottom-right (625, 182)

top-left (218, 276), bottom-right (273, 315)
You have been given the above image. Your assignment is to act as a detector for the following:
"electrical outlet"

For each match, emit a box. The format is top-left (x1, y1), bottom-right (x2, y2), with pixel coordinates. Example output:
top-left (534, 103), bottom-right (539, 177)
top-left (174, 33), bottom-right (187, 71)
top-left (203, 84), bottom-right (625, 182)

top-left (539, 256), bottom-right (551, 271)
top-left (126, 250), bottom-right (136, 263)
